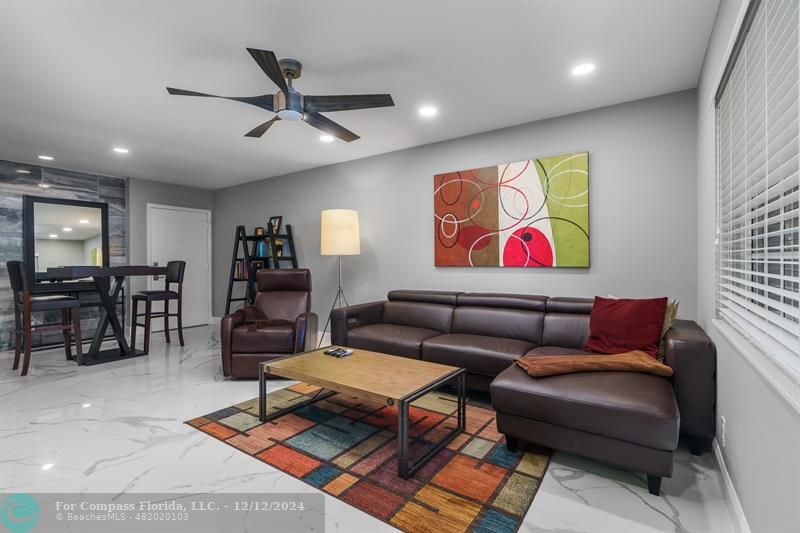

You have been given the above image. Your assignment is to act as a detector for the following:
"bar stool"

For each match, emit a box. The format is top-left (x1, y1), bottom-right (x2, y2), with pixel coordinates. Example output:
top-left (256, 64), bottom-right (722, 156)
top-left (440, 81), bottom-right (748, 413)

top-left (6, 260), bottom-right (82, 376)
top-left (131, 260), bottom-right (186, 354)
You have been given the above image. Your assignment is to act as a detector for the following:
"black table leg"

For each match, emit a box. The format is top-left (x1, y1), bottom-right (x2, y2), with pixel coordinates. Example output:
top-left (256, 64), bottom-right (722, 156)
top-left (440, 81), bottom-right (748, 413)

top-left (83, 275), bottom-right (140, 365)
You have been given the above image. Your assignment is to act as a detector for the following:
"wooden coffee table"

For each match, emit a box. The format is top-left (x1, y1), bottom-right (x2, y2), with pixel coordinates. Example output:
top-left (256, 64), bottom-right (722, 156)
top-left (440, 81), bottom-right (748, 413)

top-left (258, 347), bottom-right (466, 479)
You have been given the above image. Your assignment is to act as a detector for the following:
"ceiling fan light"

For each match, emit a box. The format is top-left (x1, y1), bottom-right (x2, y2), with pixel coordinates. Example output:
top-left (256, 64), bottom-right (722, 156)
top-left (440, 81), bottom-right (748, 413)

top-left (277, 109), bottom-right (303, 121)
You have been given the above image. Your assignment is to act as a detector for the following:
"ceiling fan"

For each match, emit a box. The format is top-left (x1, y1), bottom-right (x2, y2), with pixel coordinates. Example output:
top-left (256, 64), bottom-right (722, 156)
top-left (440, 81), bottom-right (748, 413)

top-left (166, 48), bottom-right (395, 142)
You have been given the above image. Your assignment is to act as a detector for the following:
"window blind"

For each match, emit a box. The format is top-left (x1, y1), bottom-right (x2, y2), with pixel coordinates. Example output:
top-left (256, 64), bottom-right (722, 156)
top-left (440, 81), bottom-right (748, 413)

top-left (717, 0), bottom-right (800, 374)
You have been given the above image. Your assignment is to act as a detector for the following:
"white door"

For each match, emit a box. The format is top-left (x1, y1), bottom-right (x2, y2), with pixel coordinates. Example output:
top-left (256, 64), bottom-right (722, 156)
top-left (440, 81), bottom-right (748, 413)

top-left (147, 204), bottom-right (212, 330)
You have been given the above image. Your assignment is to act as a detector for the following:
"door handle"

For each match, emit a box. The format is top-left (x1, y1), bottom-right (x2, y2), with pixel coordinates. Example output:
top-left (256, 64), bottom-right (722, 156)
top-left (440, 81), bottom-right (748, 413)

top-left (153, 261), bottom-right (160, 281)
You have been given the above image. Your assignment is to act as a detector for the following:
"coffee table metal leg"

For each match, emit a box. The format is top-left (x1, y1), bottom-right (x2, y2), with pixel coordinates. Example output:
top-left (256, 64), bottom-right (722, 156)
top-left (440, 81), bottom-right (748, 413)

top-left (458, 371), bottom-right (466, 431)
top-left (259, 363), bottom-right (267, 422)
top-left (398, 399), bottom-right (410, 479)
top-left (397, 369), bottom-right (466, 479)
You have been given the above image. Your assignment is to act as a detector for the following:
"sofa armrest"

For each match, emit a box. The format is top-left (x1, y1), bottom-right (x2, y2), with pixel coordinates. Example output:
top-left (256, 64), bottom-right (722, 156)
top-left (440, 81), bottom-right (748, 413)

top-left (663, 319), bottom-right (717, 443)
top-left (294, 312), bottom-right (319, 353)
top-left (220, 311), bottom-right (245, 377)
top-left (331, 300), bottom-right (386, 346)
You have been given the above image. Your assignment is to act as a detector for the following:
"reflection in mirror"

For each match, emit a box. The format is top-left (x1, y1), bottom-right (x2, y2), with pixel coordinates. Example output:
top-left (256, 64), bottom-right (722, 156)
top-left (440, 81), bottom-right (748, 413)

top-left (33, 203), bottom-right (104, 272)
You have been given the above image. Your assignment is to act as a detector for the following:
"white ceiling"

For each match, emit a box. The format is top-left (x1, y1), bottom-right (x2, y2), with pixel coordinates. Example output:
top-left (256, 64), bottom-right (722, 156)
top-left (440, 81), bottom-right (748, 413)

top-left (0, 0), bottom-right (719, 190)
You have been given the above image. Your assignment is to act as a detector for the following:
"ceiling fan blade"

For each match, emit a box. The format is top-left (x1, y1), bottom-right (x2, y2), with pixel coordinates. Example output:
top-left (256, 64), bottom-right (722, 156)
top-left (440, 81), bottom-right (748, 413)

top-left (246, 48), bottom-right (288, 94)
top-left (304, 94), bottom-right (394, 113)
top-left (244, 116), bottom-right (280, 138)
top-left (303, 112), bottom-right (360, 142)
top-left (166, 87), bottom-right (274, 112)
top-left (166, 87), bottom-right (216, 97)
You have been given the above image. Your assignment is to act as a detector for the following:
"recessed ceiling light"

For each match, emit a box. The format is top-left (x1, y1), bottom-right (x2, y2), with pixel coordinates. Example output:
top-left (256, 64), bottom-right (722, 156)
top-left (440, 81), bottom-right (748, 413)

top-left (571, 63), bottom-right (596, 76)
top-left (38, 182), bottom-right (50, 189)
top-left (41, 463), bottom-right (54, 471)
top-left (63, 227), bottom-right (72, 232)
top-left (82, 402), bottom-right (91, 408)
top-left (79, 219), bottom-right (90, 224)
top-left (37, 155), bottom-right (54, 161)
top-left (16, 169), bottom-right (31, 174)
top-left (319, 134), bottom-right (334, 143)
top-left (418, 106), bottom-right (438, 118)
top-left (49, 234), bottom-right (58, 238)
top-left (113, 147), bottom-right (129, 154)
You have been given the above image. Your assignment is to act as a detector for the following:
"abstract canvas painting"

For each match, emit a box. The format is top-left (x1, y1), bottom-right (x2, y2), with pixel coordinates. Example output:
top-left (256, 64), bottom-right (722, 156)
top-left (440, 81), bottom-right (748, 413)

top-left (434, 152), bottom-right (589, 267)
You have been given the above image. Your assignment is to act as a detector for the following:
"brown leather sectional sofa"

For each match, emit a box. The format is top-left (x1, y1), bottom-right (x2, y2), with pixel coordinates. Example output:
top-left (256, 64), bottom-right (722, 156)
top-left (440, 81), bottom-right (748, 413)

top-left (331, 290), bottom-right (716, 496)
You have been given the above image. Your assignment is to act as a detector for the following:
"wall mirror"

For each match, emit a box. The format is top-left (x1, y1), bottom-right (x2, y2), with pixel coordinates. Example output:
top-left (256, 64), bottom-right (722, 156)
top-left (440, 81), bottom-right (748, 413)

top-left (23, 195), bottom-right (110, 282)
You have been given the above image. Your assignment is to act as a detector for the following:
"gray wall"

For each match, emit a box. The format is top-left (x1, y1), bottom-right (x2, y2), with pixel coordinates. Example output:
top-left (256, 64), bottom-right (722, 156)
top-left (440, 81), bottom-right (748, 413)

top-left (213, 90), bottom-right (699, 322)
top-left (127, 177), bottom-right (214, 295)
top-left (696, 1), bottom-right (800, 531)
top-left (35, 239), bottom-right (84, 270)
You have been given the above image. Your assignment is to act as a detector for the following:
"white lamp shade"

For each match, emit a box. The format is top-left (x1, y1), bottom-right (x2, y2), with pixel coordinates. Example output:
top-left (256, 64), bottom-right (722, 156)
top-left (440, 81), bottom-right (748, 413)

top-left (320, 209), bottom-right (360, 255)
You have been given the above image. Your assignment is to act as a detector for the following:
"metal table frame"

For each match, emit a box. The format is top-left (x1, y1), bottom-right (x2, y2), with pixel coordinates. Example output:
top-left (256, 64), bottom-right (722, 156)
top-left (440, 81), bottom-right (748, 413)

top-left (258, 355), bottom-right (466, 479)
top-left (44, 266), bottom-right (166, 365)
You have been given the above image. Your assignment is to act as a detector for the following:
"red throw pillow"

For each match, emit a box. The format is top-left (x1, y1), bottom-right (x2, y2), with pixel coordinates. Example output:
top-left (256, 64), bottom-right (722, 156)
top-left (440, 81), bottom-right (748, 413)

top-left (584, 296), bottom-right (668, 357)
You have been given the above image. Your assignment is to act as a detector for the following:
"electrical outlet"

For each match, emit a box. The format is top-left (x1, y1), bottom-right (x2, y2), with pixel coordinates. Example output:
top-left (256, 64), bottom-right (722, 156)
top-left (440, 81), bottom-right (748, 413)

top-left (720, 415), bottom-right (726, 447)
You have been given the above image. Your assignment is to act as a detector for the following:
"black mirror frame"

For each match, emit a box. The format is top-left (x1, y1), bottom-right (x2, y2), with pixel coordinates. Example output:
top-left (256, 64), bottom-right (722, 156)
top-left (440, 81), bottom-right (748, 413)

top-left (22, 195), bottom-right (110, 285)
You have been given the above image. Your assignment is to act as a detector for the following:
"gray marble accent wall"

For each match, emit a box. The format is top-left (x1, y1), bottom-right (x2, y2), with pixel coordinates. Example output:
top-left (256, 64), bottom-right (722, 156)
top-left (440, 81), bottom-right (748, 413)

top-left (0, 159), bottom-right (128, 351)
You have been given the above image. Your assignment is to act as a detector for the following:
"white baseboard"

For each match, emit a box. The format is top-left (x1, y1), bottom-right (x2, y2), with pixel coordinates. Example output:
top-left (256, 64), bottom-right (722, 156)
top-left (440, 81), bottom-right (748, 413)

top-left (713, 439), bottom-right (750, 533)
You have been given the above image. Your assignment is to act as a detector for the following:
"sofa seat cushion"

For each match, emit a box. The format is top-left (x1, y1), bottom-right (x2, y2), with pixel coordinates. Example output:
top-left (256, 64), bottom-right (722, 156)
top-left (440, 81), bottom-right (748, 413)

top-left (491, 362), bottom-right (679, 450)
top-left (346, 323), bottom-right (442, 359)
top-left (232, 323), bottom-right (295, 353)
top-left (422, 334), bottom-right (535, 377)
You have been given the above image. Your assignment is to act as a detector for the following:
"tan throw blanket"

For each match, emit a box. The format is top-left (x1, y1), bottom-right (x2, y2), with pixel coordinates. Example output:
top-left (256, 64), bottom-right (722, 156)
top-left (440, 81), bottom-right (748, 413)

top-left (514, 350), bottom-right (673, 378)
top-left (233, 306), bottom-right (295, 331)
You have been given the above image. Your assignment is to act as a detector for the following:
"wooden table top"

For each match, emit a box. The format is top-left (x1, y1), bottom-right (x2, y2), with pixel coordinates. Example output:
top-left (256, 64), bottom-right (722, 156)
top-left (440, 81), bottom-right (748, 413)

top-left (264, 348), bottom-right (462, 404)
top-left (45, 265), bottom-right (168, 279)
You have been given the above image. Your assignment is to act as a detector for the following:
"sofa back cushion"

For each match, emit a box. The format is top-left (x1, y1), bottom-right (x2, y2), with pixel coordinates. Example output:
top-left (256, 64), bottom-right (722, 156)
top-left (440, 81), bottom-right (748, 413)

top-left (542, 297), bottom-right (592, 349)
top-left (452, 308), bottom-right (544, 344)
top-left (388, 290), bottom-right (460, 305)
top-left (457, 293), bottom-right (547, 311)
top-left (382, 301), bottom-right (455, 332)
top-left (452, 293), bottom-right (547, 344)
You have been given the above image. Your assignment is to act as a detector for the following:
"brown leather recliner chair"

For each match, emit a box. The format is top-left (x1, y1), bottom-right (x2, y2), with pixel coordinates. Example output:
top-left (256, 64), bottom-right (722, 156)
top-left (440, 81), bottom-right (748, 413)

top-left (221, 269), bottom-right (317, 378)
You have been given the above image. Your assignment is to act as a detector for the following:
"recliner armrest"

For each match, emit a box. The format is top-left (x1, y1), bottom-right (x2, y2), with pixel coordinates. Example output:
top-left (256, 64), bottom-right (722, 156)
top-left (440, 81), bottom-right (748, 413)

top-left (220, 311), bottom-right (245, 377)
top-left (331, 301), bottom-right (386, 346)
top-left (663, 320), bottom-right (716, 442)
top-left (294, 312), bottom-right (319, 353)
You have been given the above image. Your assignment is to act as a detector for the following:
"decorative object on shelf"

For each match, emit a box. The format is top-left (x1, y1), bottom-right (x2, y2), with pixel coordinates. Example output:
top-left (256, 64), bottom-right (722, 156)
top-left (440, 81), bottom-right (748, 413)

top-left (433, 151), bottom-right (589, 267)
top-left (268, 216), bottom-right (283, 235)
top-left (319, 209), bottom-right (360, 345)
top-left (254, 226), bottom-right (265, 236)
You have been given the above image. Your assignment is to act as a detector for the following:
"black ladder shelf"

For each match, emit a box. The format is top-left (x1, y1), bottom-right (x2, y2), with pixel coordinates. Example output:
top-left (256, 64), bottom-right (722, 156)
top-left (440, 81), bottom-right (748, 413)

top-left (224, 224), bottom-right (298, 314)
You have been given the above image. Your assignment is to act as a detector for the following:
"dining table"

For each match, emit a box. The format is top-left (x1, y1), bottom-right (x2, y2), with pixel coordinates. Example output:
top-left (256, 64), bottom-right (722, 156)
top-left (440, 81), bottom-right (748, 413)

top-left (44, 265), bottom-right (167, 366)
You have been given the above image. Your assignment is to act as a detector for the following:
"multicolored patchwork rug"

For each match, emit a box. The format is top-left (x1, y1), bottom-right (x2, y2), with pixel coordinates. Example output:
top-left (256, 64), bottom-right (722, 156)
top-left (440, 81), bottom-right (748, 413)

top-left (187, 383), bottom-right (551, 533)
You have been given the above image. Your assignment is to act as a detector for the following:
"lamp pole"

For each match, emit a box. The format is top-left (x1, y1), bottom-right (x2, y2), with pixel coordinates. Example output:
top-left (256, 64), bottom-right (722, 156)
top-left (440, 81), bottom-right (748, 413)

top-left (320, 255), bottom-right (350, 347)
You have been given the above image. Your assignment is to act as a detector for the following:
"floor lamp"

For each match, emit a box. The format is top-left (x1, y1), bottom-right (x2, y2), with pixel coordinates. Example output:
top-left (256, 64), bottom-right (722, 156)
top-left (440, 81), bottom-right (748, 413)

top-left (319, 209), bottom-right (360, 346)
